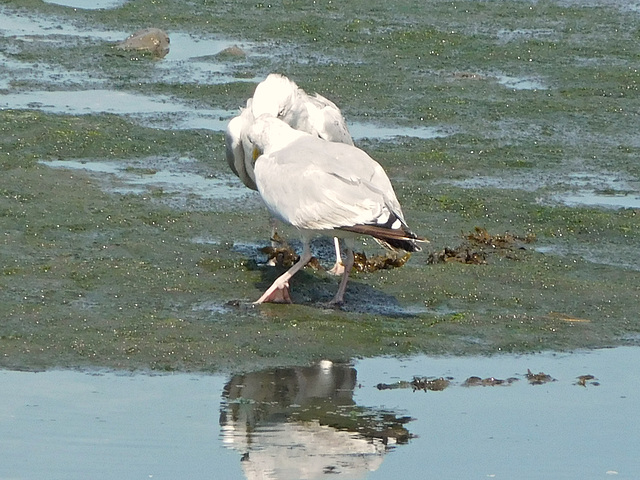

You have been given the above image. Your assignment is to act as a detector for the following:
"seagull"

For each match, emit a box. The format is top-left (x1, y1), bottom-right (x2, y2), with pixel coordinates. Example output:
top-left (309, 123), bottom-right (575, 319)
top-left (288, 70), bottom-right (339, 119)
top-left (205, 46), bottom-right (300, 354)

top-left (225, 73), bottom-right (355, 274)
top-left (251, 73), bottom-right (354, 146)
top-left (247, 115), bottom-right (426, 305)
top-left (225, 98), bottom-right (257, 190)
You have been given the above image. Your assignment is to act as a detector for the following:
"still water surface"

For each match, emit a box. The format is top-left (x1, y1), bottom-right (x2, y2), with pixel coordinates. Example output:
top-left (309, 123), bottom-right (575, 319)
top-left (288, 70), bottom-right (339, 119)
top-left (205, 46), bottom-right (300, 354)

top-left (1, 347), bottom-right (637, 479)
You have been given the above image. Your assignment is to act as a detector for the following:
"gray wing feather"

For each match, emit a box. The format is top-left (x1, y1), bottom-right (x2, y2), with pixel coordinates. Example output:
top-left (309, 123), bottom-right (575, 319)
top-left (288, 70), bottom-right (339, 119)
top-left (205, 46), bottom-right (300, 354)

top-left (255, 137), bottom-right (402, 230)
top-left (282, 91), bottom-right (354, 146)
top-left (309, 93), bottom-right (354, 145)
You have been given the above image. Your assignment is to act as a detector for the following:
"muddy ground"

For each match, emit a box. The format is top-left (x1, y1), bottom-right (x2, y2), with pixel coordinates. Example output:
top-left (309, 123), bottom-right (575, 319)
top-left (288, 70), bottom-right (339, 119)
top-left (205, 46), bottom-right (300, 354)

top-left (0, 0), bottom-right (639, 373)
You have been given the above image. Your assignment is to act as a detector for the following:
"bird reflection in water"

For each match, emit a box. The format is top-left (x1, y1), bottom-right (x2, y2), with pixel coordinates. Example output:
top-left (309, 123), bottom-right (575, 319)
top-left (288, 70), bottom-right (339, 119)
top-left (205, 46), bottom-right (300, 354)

top-left (220, 360), bottom-right (413, 479)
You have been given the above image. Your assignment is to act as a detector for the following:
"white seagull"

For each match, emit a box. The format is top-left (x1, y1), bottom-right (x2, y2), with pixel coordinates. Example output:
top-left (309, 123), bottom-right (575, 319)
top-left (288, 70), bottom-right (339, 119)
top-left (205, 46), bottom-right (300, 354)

top-left (251, 73), bottom-right (354, 146)
top-left (225, 74), bottom-right (354, 274)
top-left (248, 115), bottom-right (426, 305)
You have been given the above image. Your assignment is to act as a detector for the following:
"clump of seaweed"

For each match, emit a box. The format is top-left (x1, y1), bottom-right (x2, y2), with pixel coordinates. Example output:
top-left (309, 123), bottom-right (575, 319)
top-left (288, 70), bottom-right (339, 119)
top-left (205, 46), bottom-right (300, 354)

top-left (575, 375), bottom-right (600, 387)
top-left (426, 247), bottom-right (487, 265)
top-left (352, 251), bottom-right (412, 273)
top-left (260, 238), bottom-right (411, 273)
top-left (525, 369), bottom-right (556, 385)
top-left (376, 376), bottom-right (452, 392)
top-left (259, 245), bottom-right (299, 268)
top-left (410, 376), bottom-right (451, 392)
top-left (462, 376), bottom-right (519, 387)
top-left (427, 227), bottom-right (536, 265)
top-left (467, 226), bottom-right (536, 248)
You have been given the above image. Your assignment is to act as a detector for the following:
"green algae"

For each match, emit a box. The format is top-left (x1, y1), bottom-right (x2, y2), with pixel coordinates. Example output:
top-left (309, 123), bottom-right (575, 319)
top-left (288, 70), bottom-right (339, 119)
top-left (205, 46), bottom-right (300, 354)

top-left (1, 0), bottom-right (639, 373)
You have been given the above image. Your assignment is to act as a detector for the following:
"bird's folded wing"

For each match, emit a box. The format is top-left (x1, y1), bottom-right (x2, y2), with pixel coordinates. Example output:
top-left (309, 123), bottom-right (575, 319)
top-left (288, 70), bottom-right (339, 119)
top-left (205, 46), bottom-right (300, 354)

top-left (306, 93), bottom-right (354, 145)
top-left (255, 140), bottom-right (404, 231)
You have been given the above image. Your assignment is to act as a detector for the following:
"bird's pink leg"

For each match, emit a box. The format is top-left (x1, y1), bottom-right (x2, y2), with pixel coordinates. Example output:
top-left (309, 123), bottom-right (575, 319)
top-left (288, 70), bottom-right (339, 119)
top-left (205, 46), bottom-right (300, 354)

top-left (329, 247), bottom-right (354, 306)
top-left (254, 242), bottom-right (312, 304)
top-left (327, 237), bottom-right (345, 276)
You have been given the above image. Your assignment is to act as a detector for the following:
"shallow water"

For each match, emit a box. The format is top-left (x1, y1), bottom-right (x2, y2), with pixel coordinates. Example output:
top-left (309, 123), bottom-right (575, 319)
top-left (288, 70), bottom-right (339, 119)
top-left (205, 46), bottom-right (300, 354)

top-left (40, 158), bottom-right (250, 205)
top-left (445, 170), bottom-right (640, 210)
top-left (0, 5), bottom-right (255, 88)
top-left (495, 74), bottom-right (547, 91)
top-left (42, 0), bottom-right (127, 9)
top-left (0, 89), bottom-right (233, 130)
top-left (556, 192), bottom-right (640, 209)
top-left (0, 6), bottom-right (127, 40)
top-left (1, 347), bottom-right (637, 479)
top-left (348, 122), bottom-right (454, 141)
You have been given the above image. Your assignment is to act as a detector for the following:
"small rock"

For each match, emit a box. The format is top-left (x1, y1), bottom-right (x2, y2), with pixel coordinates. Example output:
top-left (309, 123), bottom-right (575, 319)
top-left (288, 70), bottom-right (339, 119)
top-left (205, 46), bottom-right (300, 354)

top-left (216, 45), bottom-right (247, 58)
top-left (116, 28), bottom-right (170, 58)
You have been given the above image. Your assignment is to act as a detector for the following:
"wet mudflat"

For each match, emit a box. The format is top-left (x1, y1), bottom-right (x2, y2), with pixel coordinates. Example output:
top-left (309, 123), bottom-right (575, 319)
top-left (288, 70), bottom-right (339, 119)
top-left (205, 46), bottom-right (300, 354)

top-left (1, 0), bottom-right (639, 369)
top-left (1, 347), bottom-right (637, 479)
top-left (1, 1), bottom-right (639, 475)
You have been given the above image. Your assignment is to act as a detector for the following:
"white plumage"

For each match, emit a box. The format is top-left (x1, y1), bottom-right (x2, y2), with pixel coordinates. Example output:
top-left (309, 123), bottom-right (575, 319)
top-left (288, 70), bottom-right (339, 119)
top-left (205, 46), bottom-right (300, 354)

top-left (251, 73), bottom-right (353, 146)
top-left (225, 74), bottom-right (355, 274)
top-left (225, 98), bottom-right (257, 190)
top-left (248, 116), bottom-right (425, 305)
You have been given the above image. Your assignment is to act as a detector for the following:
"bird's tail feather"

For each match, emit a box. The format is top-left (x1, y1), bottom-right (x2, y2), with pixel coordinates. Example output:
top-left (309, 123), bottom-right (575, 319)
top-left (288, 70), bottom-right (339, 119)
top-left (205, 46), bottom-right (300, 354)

top-left (339, 224), bottom-right (427, 252)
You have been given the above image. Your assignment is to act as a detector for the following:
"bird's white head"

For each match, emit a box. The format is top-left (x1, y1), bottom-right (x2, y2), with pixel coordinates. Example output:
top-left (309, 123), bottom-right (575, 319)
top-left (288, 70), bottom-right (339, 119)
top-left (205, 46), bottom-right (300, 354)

top-left (247, 114), bottom-right (308, 157)
top-left (251, 74), bottom-right (298, 119)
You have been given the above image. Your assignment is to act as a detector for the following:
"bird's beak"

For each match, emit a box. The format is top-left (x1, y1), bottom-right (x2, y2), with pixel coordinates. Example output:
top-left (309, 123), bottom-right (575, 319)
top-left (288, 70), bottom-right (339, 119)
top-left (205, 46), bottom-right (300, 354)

top-left (252, 147), bottom-right (261, 162)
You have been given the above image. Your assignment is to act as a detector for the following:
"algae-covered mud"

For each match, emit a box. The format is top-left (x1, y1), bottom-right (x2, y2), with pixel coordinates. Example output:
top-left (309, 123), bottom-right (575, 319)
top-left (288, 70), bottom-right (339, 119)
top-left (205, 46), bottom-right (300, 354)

top-left (1, 0), bottom-right (639, 373)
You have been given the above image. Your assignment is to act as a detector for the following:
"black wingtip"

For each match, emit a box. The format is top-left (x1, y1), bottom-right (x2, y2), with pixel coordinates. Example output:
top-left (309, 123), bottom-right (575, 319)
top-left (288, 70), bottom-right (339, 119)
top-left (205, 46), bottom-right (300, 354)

top-left (339, 224), bottom-right (427, 253)
top-left (379, 230), bottom-right (426, 252)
